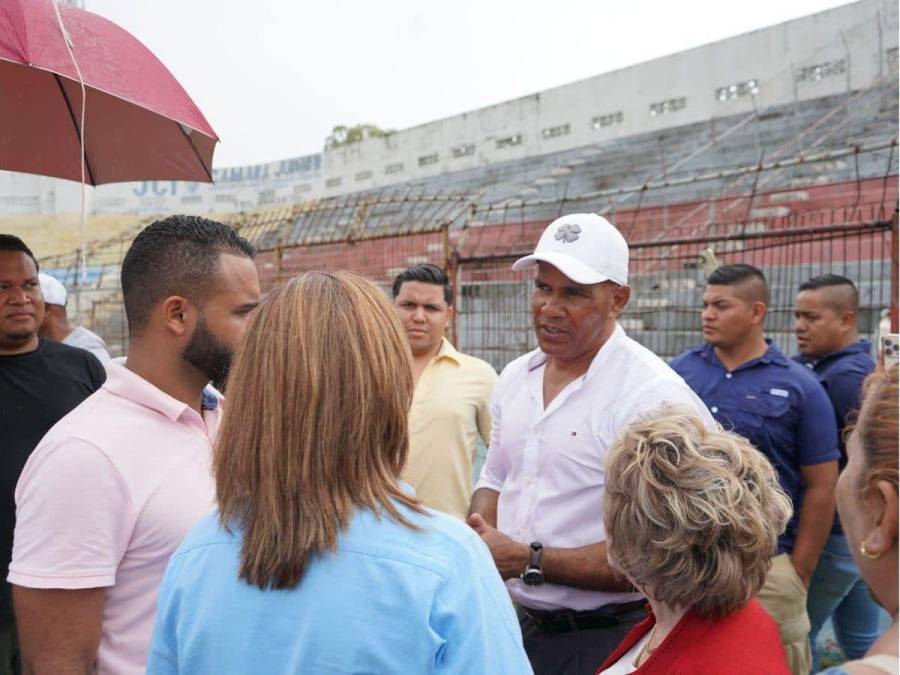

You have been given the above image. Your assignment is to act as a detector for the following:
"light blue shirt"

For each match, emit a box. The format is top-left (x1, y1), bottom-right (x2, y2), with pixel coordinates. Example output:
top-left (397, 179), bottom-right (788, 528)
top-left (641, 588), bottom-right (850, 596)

top-left (146, 501), bottom-right (531, 674)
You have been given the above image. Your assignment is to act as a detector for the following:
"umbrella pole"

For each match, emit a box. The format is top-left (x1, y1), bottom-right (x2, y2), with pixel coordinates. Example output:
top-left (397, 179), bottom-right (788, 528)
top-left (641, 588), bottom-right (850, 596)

top-left (52, 1), bottom-right (88, 287)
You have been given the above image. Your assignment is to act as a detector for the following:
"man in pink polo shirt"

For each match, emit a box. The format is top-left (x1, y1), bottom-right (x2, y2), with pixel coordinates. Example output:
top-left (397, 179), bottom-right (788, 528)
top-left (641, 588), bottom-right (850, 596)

top-left (8, 216), bottom-right (260, 675)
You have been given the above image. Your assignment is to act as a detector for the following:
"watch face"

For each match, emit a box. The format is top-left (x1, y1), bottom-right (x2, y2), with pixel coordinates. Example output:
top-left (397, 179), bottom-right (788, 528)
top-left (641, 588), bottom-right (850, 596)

top-left (522, 568), bottom-right (544, 586)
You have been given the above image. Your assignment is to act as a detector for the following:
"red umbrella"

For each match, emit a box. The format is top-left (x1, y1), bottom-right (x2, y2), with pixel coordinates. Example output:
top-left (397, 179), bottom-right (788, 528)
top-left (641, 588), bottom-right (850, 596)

top-left (0, 0), bottom-right (218, 185)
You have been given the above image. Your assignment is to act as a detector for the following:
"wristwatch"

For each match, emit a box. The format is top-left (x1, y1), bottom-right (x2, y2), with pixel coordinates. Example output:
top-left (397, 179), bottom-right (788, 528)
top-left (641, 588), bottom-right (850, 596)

top-left (521, 542), bottom-right (545, 586)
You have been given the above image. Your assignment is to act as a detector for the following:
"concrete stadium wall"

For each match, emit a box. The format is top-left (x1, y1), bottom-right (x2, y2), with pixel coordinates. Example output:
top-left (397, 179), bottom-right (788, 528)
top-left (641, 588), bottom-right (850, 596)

top-left (0, 0), bottom-right (896, 216)
top-left (321, 0), bottom-right (898, 194)
top-left (0, 153), bottom-right (323, 217)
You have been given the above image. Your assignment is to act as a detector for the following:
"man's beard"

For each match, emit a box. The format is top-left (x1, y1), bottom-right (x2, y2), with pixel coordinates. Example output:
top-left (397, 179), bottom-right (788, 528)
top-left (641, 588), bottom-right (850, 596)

top-left (3, 328), bottom-right (35, 343)
top-left (183, 316), bottom-right (233, 389)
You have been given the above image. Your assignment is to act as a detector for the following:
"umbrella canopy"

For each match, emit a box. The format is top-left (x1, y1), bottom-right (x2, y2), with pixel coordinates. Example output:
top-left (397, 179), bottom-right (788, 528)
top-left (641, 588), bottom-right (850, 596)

top-left (0, 0), bottom-right (218, 185)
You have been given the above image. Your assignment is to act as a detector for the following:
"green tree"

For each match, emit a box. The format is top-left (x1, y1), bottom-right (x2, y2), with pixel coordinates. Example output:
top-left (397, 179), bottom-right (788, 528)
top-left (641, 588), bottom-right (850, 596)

top-left (325, 124), bottom-right (393, 149)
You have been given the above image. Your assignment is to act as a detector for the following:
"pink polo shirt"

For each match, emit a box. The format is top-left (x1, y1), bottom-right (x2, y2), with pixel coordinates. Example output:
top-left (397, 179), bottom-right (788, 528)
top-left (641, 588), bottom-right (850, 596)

top-left (9, 361), bottom-right (220, 675)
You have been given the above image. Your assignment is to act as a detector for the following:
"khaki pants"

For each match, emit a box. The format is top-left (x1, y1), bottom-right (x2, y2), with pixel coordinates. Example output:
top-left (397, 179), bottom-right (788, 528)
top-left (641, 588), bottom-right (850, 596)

top-left (758, 553), bottom-right (812, 675)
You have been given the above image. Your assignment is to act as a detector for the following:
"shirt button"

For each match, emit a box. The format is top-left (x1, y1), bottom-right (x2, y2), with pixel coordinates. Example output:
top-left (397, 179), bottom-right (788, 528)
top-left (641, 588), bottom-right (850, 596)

top-left (711, 406), bottom-right (719, 413)
top-left (725, 373), bottom-right (733, 379)
top-left (516, 528), bottom-right (523, 536)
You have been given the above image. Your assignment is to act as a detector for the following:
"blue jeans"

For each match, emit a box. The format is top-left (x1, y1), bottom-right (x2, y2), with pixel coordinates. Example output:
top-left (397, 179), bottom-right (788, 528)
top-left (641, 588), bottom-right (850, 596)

top-left (807, 533), bottom-right (883, 672)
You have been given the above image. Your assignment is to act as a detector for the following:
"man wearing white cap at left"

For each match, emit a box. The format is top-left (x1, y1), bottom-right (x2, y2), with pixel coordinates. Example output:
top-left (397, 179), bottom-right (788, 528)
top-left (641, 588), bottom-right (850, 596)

top-left (38, 273), bottom-right (110, 362)
top-left (468, 213), bottom-right (713, 674)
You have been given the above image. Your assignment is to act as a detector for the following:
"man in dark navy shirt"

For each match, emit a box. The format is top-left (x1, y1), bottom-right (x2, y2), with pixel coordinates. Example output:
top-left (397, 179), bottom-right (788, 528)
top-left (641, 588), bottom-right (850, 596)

top-left (794, 274), bottom-right (881, 670)
top-left (0, 235), bottom-right (105, 675)
top-left (670, 264), bottom-right (838, 675)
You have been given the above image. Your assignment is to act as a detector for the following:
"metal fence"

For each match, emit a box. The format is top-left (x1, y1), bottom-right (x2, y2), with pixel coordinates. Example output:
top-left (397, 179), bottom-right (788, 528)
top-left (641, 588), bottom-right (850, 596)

top-left (453, 212), bottom-right (895, 370)
top-left (249, 192), bottom-right (470, 293)
top-left (38, 226), bottom-right (146, 356)
top-left (39, 198), bottom-right (896, 373)
top-left (37, 131), bottom-right (898, 371)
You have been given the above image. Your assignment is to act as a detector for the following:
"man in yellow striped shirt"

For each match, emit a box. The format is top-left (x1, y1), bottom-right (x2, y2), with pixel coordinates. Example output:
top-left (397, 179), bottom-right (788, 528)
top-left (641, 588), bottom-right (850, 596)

top-left (392, 264), bottom-right (497, 520)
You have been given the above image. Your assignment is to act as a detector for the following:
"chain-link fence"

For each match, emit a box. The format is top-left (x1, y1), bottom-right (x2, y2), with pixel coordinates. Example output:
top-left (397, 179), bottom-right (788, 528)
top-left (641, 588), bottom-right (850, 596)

top-left (454, 211), bottom-right (895, 370)
top-left (250, 192), bottom-right (470, 296)
top-left (39, 198), bottom-right (896, 372)
top-left (36, 110), bottom-right (898, 371)
top-left (38, 225), bottom-right (147, 356)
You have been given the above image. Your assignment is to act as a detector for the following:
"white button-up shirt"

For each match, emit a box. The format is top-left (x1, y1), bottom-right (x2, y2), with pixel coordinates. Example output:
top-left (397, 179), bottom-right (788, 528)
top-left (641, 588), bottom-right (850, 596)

top-left (475, 324), bottom-right (713, 611)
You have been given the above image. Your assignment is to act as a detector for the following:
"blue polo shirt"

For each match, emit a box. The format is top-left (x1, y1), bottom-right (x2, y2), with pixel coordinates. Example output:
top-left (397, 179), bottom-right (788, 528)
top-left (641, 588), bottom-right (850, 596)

top-left (671, 341), bottom-right (839, 554)
top-left (795, 341), bottom-right (874, 535)
top-left (794, 341), bottom-right (874, 465)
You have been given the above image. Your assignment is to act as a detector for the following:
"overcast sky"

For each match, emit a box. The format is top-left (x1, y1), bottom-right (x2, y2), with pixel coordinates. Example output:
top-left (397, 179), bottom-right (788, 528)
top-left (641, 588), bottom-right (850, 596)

top-left (85, 0), bottom-right (852, 168)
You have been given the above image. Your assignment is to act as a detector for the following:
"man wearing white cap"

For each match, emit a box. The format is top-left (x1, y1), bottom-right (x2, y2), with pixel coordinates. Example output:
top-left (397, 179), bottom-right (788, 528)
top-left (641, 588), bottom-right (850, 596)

top-left (38, 273), bottom-right (110, 362)
top-left (467, 213), bottom-right (712, 674)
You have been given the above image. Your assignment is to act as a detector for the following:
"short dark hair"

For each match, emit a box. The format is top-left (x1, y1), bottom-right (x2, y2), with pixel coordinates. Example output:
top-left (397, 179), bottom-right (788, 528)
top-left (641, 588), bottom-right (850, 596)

top-left (391, 263), bottom-right (453, 305)
top-left (707, 264), bottom-right (770, 305)
top-left (0, 234), bottom-right (39, 272)
top-left (121, 215), bottom-right (255, 332)
top-left (799, 274), bottom-right (859, 313)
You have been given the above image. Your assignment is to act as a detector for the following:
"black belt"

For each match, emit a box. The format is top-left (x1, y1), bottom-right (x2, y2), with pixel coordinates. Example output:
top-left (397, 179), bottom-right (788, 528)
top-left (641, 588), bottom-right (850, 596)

top-left (522, 600), bottom-right (646, 636)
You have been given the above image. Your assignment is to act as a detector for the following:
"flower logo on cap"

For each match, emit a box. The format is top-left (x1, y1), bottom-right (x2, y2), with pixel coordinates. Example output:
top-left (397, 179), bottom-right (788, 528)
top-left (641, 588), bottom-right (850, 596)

top-left (555, 223), bottom-right (581, 243)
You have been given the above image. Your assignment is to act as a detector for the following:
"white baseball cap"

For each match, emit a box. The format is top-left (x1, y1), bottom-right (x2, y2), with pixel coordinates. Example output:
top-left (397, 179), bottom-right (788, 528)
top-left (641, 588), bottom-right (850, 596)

top-left (512, 213), bottom-right (629, 285)
top-left (39, 272), bottom-right (67, 306)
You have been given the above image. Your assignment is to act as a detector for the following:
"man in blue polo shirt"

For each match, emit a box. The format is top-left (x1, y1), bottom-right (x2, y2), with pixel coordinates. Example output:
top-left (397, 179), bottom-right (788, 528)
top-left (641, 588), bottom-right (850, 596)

top-left (794, 273), bottom-right (881, 670)
top-left (671, 264), bottom-right (838, 675)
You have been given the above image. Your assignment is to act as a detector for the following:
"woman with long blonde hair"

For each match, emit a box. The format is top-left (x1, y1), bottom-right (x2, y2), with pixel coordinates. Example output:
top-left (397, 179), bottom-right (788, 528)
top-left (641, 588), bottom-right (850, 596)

top-left (146, 272), bottom-right (530, 674)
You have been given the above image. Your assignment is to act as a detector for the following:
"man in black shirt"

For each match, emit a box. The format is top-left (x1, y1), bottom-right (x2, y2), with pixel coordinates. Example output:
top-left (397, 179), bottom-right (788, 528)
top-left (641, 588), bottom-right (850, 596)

top-left (0, 235), bottom-right (105, 675)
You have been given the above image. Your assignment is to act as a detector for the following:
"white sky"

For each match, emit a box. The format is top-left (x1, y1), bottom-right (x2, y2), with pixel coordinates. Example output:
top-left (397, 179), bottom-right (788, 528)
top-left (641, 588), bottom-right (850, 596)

top-left (85, 0), bottom-right (853, 168)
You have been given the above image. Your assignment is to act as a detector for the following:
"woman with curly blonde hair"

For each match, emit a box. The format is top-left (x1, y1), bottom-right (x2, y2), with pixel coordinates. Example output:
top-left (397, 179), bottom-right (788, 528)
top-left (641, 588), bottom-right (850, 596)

top-left (597, 410), bottom-right (792, 674)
